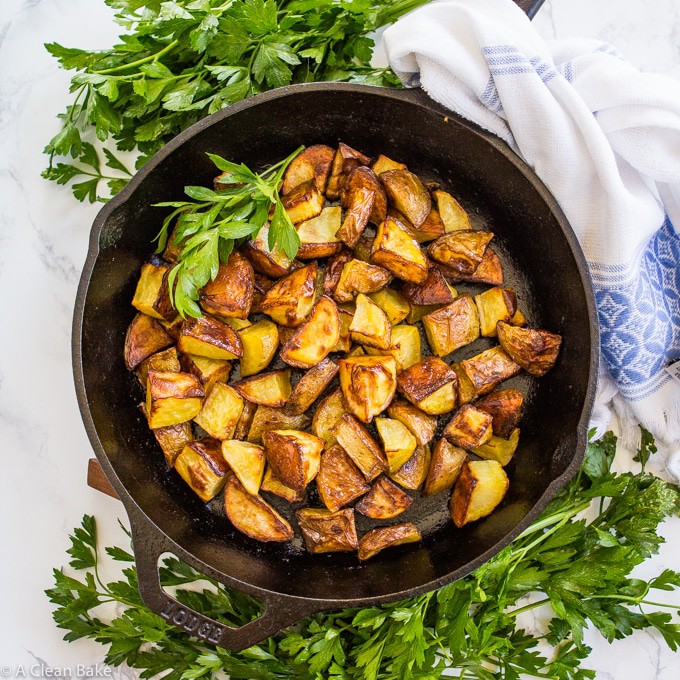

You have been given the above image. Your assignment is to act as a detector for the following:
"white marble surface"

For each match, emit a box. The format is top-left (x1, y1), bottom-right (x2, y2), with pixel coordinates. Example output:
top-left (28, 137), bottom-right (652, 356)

top-left (0, 0), bottom-right (679, 677)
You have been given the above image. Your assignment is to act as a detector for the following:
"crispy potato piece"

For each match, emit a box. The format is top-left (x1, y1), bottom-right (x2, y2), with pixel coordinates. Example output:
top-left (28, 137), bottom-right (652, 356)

top-left (401, 267), bottom-right (456, 306)
top-left (221, 440), bottom-right (265, 495)
top-left (194, 382), bottom-right (244, 440)
top-left (224, 317), bottom-right (252, 331)
top-left (451, 362), bottom-right (477, 405)
top-left (353, 233), bottom-right (374, 262)
top-left (282, 179), bottom-right (325, 224)
top-left (225, 475), bottom-right (293, 542)
top-left (178, 315), bottom-right (243, 361)
top-left (247, 406), bottom-right (310, 444)
top-left (475, 288), bottom-right (517, 337)
top-left (235, 369), bottom-right (292, 407)
top-left (260, 466), bottom-right (305, 502)
top-left (284, 358), bottom-right (339, 416)
top-left (296, 207), bottom-right (343, 259)
top-left (282, 144), bottom-right (335, 195)
top-left (312, 388), bottom-right (350, 445)
top-left (472, 428), bottom-right (520, 466)
top-left (233, 399), bottom-right (257, 440)
top-left (332, 306), bottom-right (353, 353)
top-left (460, 346), bottom-right (521, 396)
top-left (153, 421), bottom-right (193, 468)
top-left (297, 508), bottom-right (359, 553)
top-left (376, 417), bottom-right (417, 473)
top-left (199, 251), bottom-right (254, 320)
top-left (371, 214), bottom-right (428, 284)
top-left (146, 370), bottom-right (204, 428)
top-left (509, 307), bottom-right (527, 327)
top-left (381, 169), bottom-right (432, 228)
top-left (131, 263), bottom-right (175, 321)
top-left (317, 444), bottom-right (370, 512)
top-left (124, 313), bottom-right (173, 370)
top-left (333, 259), bottom-right (393, 303)
top-left (326, 143), bottom-right (371, 200)
top-left (280, 296), bottom-right (340, 369)
top-left (369, 288), bottom-right (410, 325)
top-left (443, 404), bottom-right (493, 449)
top-left (333, 413), bottom-right (388, 481)
top-left (175, 439), bottom-right (229, 502)
top-left (366, 324), bottom-right (421, 371)
top-left (461, 247), bottom-right (503, 285)
top-left (245, 223), bottom-right (294, 278)
top-left (346, 345), bottom-right (365, 357)
top-left (496, 322), bottom-right (562, 377)
top-left (422, 438), bottom-right (467, 496)
top-left (337, 185), bottom-right (374, 248)
top-left (337, 355), bottom-right (397, 423)
top-left (259, 263), bottom-right (318, 328)
top-left (159, 315), bottom-right (183, 343)
top-left (356, 476), bottom-right (413, 519)
top-left (476, 389), bottom-right (523, 439)
top-left (433, 190), bottom-right (472, 232)
top-left (262, 429), bottom-right (324, 491)
top-left (422, 294), bottom-right (480, 357)
top-left (136, 346), bottom-right (181, 387)
top-left (406, 302), bottom-right (444, 325)
top-left (397, 357), bottom-right (458, 415)
top-left (410, 207), bottom-right (446, 243)
top-left (342, 166), bottom-right (387, 227)
top-left (451, 460), bottom-right (509, 527)
top-left (350, 293), bottom-right (392, 350)
top-left (387, 398), bottom-right (438, 446)
top-left (239, 319), bottom-right (279, 377)
top-left (428, 230), bottom-right (494, 277)
top-left (372, 154), bottom-right (407, 175)
top-left (390, 444), bottom-right (431, 490)
top-left (323, 250), bottom-right (353, 295)
top-left (180, 354), bottom-right (232, 396)
top-left (358, 523), bottom-right (422, 560)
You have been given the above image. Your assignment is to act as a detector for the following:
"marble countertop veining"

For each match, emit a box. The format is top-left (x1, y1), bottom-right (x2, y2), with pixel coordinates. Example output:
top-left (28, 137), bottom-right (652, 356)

top-left (1, 0), bottom-right (679, 677)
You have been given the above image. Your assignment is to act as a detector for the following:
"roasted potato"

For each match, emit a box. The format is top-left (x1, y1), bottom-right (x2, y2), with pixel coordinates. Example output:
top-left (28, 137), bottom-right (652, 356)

top-left (124, 313), bottom-right (173, 370)
top-left (390, 444), bottom-right (431, 490)
top-left (233, 399), bottom-right (258, 440)
top-left (260, 465), bottom-right (305, 503)
top-left (371, 214), bottom-right (428, 284)
top-left (136, 346), bottom-right (181, 387)
top-left (341, 166), bottom-right (387, 227)
top-left (131, 262), bottom-right (175, 321)
top-left (141, 402), bottom-right (193, 467)
top-left (371, 154), bottom-right (407, 176)
top-left (180, 354), bottom-right (232, 396)
top-left (284, 358), bottom-right (339, 416)
top-left (235, 369), bottom-right (292, 407)
top-left (443, 404), bottom-right (493, 450)
top-left (353, 233), bottom-right (374, 262)
top-left (282, 179), bottom-right (325, 224)
top-left (422, 293), bottom-right (480, 357)
top-left (422, 438), bottom-right (467, 496)
top-left (406, 302), bottom-right (444, 325)
top-left (221, 440), bottom-right (265, 495)
top-left (333, 259), bottom-right (392, 303)
top-left (159, 315), bottom-right (183, 342)
top-left (199, 251), bottom-right (254, 320)
top-left (496, 321), bottom-right (562, 377)
top-left (238, 319), bottom-right (279, 377)
top-left (460, 346), bottom-right (521, 396)
top-left (451, 362), bottom-right (477, 405)
top-left (323, 250), bottom-right (353, 295)
top-left (146, 370), bottom-right (204, 429)
top-left (282, 144), bottom-right (335, 195)
top-left (476, 388), bottom-right (523, 439)
top-left (337, 355), bottom-right (398, 423)
top-left (194, 382), bottom-right (244, 440)
top-left (397, 356), bottom-right (458, 415)
top-left (381, 169), bottom-right (431, 228)
top-left (462, 247), bottom-right (503, 285)
top-left (258, 262), bottom-right (318, 328)
top-left (366, 324), bottom-right (421, 371)
top-left (296, 206), bottom-right (343, 259)
top-left (247, 406), bottom-right (310, 444)
top-left (245, 222), bottom-right (294, 278)
top-left (316, 444), bottom-right (370, 512)
top-left (331, 305), bottom-right (354, 353)
top-left (369, 287), bottom-right (410, 324)
top-left (387, 398), bottom-right (438, 446)
top-left (410, 207), bottom-right (446, 243)
top-left (262, 429), bottom-right (324, 491)
top-left (471, 428), bottom-right (520, 466)
top-left (296, 507), bottom-right (359, 553)
top-left (427, 230), bottom-right (494, 277)
top-left (280, 295), bottom-right (340, 369)
top-left (178, 315), bottom-right (243, 361)
top-left (333, 413), bottom-right (388, 481)
top-left (475, 288), bottom-right (517, 337)
top-left (225, 475), bottom-right (294, 542)
top-left (337, 185), bottom-right (374, 248)
top-left (349, 293), bottom-right (392, 350)
top-left (175, 438), bottom-right (229, 502)
top-left (355, 476), bottom-right (413, 519)
top-left (326, 143), bottom-right (371, 200)
top-left (432, 189), bottom-right (472, 232)
top-left (450, 460), bottom-right (509, 527)
top-left (375, 417), bottom-right (417, 473)
top-left (358, 523), bottom-right (422, 560)
top-left (224, 317), bottom-right (252, 331)
top-left (312, 388), bottom-right (350, 445)
top-left (401, 267), bottom-right (456, 306)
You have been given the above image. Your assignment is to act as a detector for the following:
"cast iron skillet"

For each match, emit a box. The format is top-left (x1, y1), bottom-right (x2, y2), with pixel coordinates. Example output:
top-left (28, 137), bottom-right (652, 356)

top-left (72, 0), bottom-right (598, 652)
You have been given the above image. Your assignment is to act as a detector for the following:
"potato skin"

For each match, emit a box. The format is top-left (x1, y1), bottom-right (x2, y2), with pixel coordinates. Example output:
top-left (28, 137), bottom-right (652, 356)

top-left (380, 169), bottom-right (432, 228)
top-left (387, 398), bottom-right (438, 446)
top-left (124, 313), bottom-right (173, 370)
top-left (333, 259), bottom-right (393, 303)
top-left (428, 230), bottom-right (494, 277)
top-left (259, 262), bottom-right (318, 327)
top-left (422, 438), bottom-right (467, 496)
top-left (262, 429), bottom-right (323, 491)
top-left (341, 166), bottom-right (387, 227)
top-left (460, 346), bottom-right (521, 396)
top-left (284, 358), bottom-right (339, 416)
top-left (178, 315), bottom-right (244, 360)
top-left (370, 214), bottom-right (429, 284)
top-left (355, 476), bottom-right (414, 519)
top-left (443, 404), bottom-right (494, 450)
top-left (317, 444), bottom-right (370, 512)
top-left (401, 267), bottom-right (456, 306)
top-left (390, 444), bottom-right (431, 490)
top-left (199, 251), bottom-right (254, 320)
top-left (337, 355), bottom-right (398, 424)
top-left (282, 144), bottom-right (335, 195)
top-left (450, 460), bottom-right (509, 527)
top-left (496, 321), bottom-right (562, 377)
top-left (296, 508), bottom-right (359, 553)
top-left (333, 413), bottom-right (388, 481)
top-left (312, 388), bottom-right (350, 445)
top-left (247, 406), bottom-right (310, 444)
top-left (422, 293), bottom-right (480, 357)
top-left (282, 179), bottom-right (325, 224)
top-left (476, 389), bottom-right (523, 439)
top-left (326, 143), bottom-right (371, 200)
top-left (358, 523), bottom-right (422, 560)
top-left (397, 356), bottom-right (457, 404)
top-left (175, 438), bottom-right (229, 502)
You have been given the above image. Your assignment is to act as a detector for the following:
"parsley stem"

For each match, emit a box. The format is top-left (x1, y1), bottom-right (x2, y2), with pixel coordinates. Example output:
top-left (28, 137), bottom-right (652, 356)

top-left (516, 500), bottom-right (591, 539)
top-left (95, 39), bottom-right (179, 75)
top-left (506, 598), bottom-right (551, 618)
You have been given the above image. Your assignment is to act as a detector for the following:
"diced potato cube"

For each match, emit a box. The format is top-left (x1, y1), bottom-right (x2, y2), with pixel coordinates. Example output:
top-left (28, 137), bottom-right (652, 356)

top-left (422, 438), bottom-right (467, 496)
top-left (390, 444), bottom-right (431, 490)
top-left (194, 382), bottom-right (244, 440)
top-left (199, 251), bottom-right (254, 320)
top-left (333, 259), bottom-right (392, 303)
top-left (366, 324), bottom-right (421, 371)
top-left (371, 214), bottom-right (428, 284)
top-left (462, 247), bottom-right (503, 285)
top-left (375, 417), bottom-right (417, 473)
top-left (496, 322), bottom-right (562, 377)
top-left (312, 388), bottom-right (350, 445)
top-left (475, 287), bottom-right (517, 337)
top-left (332, 306), bottom-right (353, 353)
top-left (401, 267), bottom-right (456, 306)
top-left (282, 144), bottom-right (335, 195)
top-left (124, 313), bottom-right (173, 370)
top-left (409, 207), bottom-right (446, 242)
top-left (238, 319), bottom-right (279, 377)
top-left (316, 444), bottom-right (370, 512)
top-left (235, 369), bottom-right (292, 407)
top-left (296, 508), bottom-right (358, 553)
top-left (450, 460), bottom-right (509, 527)
top-left (356, 476), bottom-right (413, 519)
top-left (428, 230), bottom-right (494, 277)
top-left (247, 406), bottom-right (310, 444)
top-left (443, 404), bottom-right (493, 449)
top-left (323, 250), bottom-right (353, 296)
top-left (326, 142), bottom-right (371, 200)
top-left (221, 440), bottom-right (265, 495)
top-left (262, 429), bottom-right (324, 491)
top-left (282, 179), bottom-right (325, 224)
top-left (338, 186), bottom-right (374, 248)
top-left (350, 293), bottom-right (392, 350)
top-left (369, 288), bottom-right (410, 324)
top-left (175, 439), bottom-right (229, 502)
top-left (422, 294), bottom-right (480, 356)
top-left (381, 169), bottom-right (431, 228)
top-left (233, 399), bottom-right (257, 440)
top-left (337, 355), bottom-right (397, 423)
top-left (244, 222), bottom-right (294, 278)
top-left (433, 190), bottom-right (471, 232)
top-left (460, 346), bottom-right (521, 396)
top-left (259, 263), bottom-right (318, 328)
top-left (406, 302), bottom-right (444, 324)
top-left (333, 413), bottom-right (388, 481)
top-left (141, 402), bottom-right (193, 467)
top-left (387, 398), bottom-right (438, 446)
top-left (476, 388), bottom-right (523, 439)
top-left (136, 346), bottom-right (181, 387)
top-left (180, 354), bottom-right (232, 396)
top-left (451, 362), bottom-right (477, 405)
top-left (358, 523), bottom-right (422, 560)
top-left (340, 166), bottom-right (387, 235)
top-left (178, 315), bottom-right (243, 361)
top-left (284, 358), bottom-right (339, 416)
top-left (146, 370), bottom-right (204, 429)
top-left (296, 206), bottom-right (343, 259)
top-left (159, 315), bottom-right (183, 343)
top-left (371, 154), bottom-right (407, 175)
top-left (471, 428), bottom-right (520, 466)
top-left (260, 466), bottom-right (305, 503)
top-left (131, 263), bottom-right (175, 321)
top-left (397, 357), bottom-right (458, 415)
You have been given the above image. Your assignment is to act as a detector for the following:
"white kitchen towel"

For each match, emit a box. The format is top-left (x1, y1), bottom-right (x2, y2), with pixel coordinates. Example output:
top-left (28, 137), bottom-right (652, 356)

top-left (384, 0), bottom-right (680, 472)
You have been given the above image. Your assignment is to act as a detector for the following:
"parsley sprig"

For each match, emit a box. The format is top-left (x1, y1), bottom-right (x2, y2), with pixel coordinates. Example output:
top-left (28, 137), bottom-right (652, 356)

top-left (48, 430), bottom-right (680, 679)
top-left (154, 146), bottom-right (302, 318)
top-left (42, 0), bottom-right (431, 203)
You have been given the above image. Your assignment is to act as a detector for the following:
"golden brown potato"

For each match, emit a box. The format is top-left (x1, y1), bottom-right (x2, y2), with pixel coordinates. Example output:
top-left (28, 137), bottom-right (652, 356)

top-left (180, 354), bottom-right (232, 396)
top-left (221, 440), bottom-right (265, 495)
top-left (316, 444), bottom-right (370, 512)
top-left (460, 346), bottom-right (521, 396)
top-left (427, 230), bottom-right (494, 277)
top-left (178, 315), bottom-right (243, 361)
top-left (349, 293), bottom-right (392, 350)
top-left (131, 262), bottom-right (175, 322)
top-left (409, 207), bottom-right (446, 243)
top-left (390, 444), bottom-right (431, 490)
top-left (280, 296), bottom-right (340, 369)
top-left (323, 250), bottom-right (353, 296)
top-left (461, 247), bottom-right (503, 285)
top-left (199, 251), bottom-right (254, 320)
top-left (124, 313), bottom-right (173, 370)
top-left (282, 179), bottom-right (325, 224)
top-left (381, 169), bottom-right (432, 228)
top-left (312, 388), bottom-right (350, 445)
top-left (496, 321), bottom-right (562, 377)
top-left (245, 222), bottom-right (294, 278)
top-left (146, 370), bottom-right (204, 429)
top-left (136, 346), bottom-right (181, 387)
top-left (443, 404), bottom-right (493, 450)
top-left (233, 399), bottom-right (258, 440)
top-left (296, 508), bottom-right (359, 553)
top-left (331, 306), bottom-right (353, 353)
top-left (259, 262), bottom-right (318, 328)
top-left (352, 233), bottom-right (374, 263)
top-left (333, 413), bottom-right (388, 481)
top-left (175, 438), bottom-right (229, 502)
top-left (326, 143), bottom-right (371, 200)
top-left (238, 319), bottom-right (279, 377)
top-left (368, 288), bottom-right (410, 325)
top-left (234, 369), bottom-right (292, 407)
top-left (371, 214), bottom-right (429, 284)
top-left (341, 166), bottom-right (388, 227)
top-left (355, 476), bottom-right (413, 519)
top-left (262, 429), bottom-right (324, 491)
top-left (333, 259), bottom-right (393, 303)
top-left (194, 382), bottom-right (244, 440)
top-left (337, 355), bottom-right (398, 423)
top-left (247, 406), bottom-right (310, 444)
top-left (387, 398), bottom-right (438, 446)
top-left (152, 420), bottom-right (193, 468)
top-left (284, 358), bottom-right (339, 416)
top-left (509, 307), bottom-right (527, 327)
top-left (337, 185), bottom-right (374, 248)
top-left (422, 438), bottom-right (467, 496)
top-left (451, 460), bottom-right (509, 527)
top-left (450, 362), bottom-right (477, 405)
top-left (224, 317), bottom-right (252, 331)
top-left (365, 324), bottom-right (421, 371)
top-left (476, 388), bottom-right (523, 439)
top-left (296, 206), bottom-right (343, 259)
top-left (159, 315), bottom-right (183, 343)
top-left (401, 267), bottom-right (456, 306)
top-left (422, 294), bottom-right (480, 357)
top-left (225, 475), bottom-right (293, 542)
top-left (471, 428), bottom-right (520, 466)
top-left (375, 417), bottom-right (417, 473)
top-left (406, 302), bottom-right (444, 325)
top-left (397, 357), bottom-right (458, 415)
top-left (371, 154), bottom-right (407, 176)
top-left (475, 287), bottom-right (517, 337)
top-left (260, 466), bottom-right (305, 503)
top-left (432, 190), bottom-right (471, 232)
top-left (358, 523), bottom-right (422, 561)
top-left (282, 144), bottom-right (335, 195)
